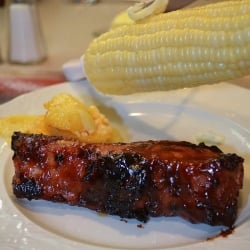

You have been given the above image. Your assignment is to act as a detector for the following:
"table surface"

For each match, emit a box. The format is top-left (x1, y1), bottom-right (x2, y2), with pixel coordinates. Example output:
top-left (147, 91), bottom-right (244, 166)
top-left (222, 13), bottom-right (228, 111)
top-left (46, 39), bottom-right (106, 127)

top-left (0, 0), bottom-right (249, 105)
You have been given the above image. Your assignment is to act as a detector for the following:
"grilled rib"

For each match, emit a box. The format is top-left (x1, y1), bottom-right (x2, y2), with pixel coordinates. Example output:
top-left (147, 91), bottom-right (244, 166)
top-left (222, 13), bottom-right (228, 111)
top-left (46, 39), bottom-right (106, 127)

top-left (11, 132), bottom-right (244, 227)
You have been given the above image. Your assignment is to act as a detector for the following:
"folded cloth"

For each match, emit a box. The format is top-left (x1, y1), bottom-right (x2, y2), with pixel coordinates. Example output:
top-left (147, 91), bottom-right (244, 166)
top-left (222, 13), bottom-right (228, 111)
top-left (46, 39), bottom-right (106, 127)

top-left (62, 56), bottom-right (86, 81)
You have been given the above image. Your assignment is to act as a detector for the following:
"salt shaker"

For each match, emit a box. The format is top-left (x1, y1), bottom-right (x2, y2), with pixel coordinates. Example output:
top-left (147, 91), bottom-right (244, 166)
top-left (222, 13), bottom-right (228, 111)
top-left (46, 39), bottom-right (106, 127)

top-left (8, 0), bottom-right (46, 64)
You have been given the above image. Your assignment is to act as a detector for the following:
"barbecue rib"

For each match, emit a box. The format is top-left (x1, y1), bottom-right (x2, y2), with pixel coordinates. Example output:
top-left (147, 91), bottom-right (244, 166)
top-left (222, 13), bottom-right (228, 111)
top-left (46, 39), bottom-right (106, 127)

top-left (11, 132), bottom-right (244, 227)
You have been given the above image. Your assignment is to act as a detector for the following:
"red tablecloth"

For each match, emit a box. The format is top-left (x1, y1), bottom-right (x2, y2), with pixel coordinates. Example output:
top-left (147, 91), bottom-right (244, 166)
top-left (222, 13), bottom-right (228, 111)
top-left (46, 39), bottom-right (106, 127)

top-left (0, 75), bottom-right (65, 104)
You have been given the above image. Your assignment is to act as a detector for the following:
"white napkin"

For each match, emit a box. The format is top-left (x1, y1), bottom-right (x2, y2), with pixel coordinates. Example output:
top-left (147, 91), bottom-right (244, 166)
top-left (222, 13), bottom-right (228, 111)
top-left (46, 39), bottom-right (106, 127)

top-left (62, 55), bottom-right (86, 81)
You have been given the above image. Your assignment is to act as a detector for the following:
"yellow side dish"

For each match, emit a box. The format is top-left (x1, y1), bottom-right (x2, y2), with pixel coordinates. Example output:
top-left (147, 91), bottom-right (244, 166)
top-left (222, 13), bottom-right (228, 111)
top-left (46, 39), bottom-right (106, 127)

top-left (0, 115), bottom-right (45, 143)
top-left (0, 93), bottom-right (121, 144)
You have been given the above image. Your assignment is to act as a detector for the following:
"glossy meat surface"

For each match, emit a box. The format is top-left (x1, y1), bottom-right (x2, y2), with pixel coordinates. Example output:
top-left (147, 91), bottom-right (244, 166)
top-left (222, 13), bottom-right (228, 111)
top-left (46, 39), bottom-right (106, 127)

top-left (11, 132), bottom-right (244, 227)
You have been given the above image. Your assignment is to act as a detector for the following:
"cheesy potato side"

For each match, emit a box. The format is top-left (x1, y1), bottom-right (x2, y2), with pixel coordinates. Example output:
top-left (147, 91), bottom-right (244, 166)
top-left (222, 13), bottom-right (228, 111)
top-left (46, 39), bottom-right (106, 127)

top-left (0, 93), bottom-right (121, 143)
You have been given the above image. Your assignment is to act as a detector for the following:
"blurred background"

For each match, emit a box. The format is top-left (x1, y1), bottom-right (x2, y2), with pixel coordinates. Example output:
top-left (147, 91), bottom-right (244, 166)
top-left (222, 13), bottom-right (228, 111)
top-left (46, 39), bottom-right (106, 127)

top-left (0, 0), bottom-right (131, 103)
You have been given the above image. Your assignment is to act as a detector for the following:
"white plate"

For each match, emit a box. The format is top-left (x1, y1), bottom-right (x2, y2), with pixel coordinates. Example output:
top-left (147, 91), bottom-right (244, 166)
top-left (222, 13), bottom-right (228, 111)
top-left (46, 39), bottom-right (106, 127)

top-left (0, 81), bottom-right (250, 250)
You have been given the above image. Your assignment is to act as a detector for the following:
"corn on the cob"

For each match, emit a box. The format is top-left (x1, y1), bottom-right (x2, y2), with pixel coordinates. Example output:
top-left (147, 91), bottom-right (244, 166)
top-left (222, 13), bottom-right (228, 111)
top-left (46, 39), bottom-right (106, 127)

top-left (84, 0), bottom-right (250, 95)
top-left (110, 11), bottom-right (134, 29)
top-left (127, 0), bottom-right (169, 21)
